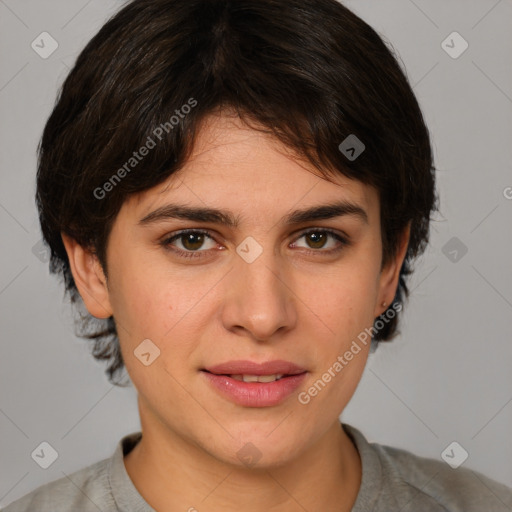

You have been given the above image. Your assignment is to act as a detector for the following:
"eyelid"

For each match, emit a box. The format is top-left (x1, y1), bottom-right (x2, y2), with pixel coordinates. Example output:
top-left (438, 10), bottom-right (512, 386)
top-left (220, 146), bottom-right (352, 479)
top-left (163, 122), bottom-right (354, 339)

top-left (293, 226), bottom-right (350, 242)
top-left (160, 227), bottom-right (350, 260)
top-left (289, 228), bottom-right (349, 251)
top-left (160, 228), bottom-right (218, 249)
top-left (162, 226), bottom-right (349, 242)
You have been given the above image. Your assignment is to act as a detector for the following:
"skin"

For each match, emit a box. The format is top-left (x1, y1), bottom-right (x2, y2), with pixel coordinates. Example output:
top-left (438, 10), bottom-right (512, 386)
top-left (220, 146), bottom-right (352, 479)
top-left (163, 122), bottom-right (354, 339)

top-left (62, 112), bottom-right (410, 512)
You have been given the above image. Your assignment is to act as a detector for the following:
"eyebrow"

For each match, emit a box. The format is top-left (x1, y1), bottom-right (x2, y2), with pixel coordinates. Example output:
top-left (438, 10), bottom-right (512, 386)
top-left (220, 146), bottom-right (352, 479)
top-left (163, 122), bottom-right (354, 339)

top-left (138, 199), bottom-right (369, 228)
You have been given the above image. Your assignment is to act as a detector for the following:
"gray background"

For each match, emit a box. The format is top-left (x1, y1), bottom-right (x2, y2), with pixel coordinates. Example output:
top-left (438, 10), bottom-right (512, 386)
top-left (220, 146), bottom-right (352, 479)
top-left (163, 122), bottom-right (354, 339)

top-left (1, 0), bottom-right (511, 506)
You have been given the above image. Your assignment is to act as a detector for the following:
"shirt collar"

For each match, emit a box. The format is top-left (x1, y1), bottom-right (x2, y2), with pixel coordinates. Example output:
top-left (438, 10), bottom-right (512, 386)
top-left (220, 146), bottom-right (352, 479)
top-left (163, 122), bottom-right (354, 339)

top-left (108, 431), bottom-right (156, 512)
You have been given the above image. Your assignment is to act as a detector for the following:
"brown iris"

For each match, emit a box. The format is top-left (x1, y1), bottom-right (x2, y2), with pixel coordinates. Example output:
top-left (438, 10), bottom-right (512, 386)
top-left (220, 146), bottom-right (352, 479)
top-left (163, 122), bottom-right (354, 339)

top-left (181, 232), bottom-right (206, 251)
top-left (305, 232), bottom-right (328, 249)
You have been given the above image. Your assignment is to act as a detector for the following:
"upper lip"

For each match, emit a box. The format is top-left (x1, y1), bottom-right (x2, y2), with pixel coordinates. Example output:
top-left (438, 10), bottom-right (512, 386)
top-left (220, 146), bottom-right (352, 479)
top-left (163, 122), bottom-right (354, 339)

top-left (203, 360), bottom-right (307, 376)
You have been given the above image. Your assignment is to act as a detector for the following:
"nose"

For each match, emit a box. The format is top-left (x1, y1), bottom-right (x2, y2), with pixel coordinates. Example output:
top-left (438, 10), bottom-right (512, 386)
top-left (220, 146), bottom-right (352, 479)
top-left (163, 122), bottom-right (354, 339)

top-left (221, 247), bottom-right (298, 342)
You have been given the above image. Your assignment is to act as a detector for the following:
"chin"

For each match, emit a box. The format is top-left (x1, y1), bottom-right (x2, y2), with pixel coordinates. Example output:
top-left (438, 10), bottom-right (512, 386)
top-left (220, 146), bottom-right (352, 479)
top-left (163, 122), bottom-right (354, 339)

top-left (208, 427), bottom-right (309, 470)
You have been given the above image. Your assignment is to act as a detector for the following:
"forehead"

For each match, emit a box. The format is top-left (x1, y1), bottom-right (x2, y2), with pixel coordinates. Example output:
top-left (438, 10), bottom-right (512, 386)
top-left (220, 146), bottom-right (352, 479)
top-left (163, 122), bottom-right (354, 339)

top-left (126, 112), bottom-right (379, 225)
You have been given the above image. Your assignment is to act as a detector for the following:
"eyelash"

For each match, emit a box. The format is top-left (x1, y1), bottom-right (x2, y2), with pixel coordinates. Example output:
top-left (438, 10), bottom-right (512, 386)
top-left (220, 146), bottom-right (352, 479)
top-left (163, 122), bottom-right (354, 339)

top-left (160, 228), bottom-right (350, 260)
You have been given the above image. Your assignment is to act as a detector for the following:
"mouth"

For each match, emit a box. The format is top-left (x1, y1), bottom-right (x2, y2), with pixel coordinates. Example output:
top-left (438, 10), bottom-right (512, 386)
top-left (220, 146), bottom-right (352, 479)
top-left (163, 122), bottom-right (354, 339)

top-left (200, 360), bottom-right (308, 407)
top-left (201, 371), bottom-right (303, 383)
top-left (203, 359), bottom-right (307, 376)
top-left (223, 373), bottom-right (286, 382)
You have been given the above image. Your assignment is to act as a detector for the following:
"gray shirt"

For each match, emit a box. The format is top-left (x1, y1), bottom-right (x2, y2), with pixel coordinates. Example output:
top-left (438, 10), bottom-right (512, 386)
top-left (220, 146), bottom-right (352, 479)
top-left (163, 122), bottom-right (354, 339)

top-left (3, 423), bottom-right (512, 511)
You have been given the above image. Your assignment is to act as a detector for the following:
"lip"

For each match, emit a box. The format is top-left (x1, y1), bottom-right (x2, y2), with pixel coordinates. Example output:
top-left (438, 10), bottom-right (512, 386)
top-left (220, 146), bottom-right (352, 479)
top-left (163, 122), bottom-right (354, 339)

top-left (202, 360), bottom-right (307, 407)
top-left (204, 359), bottom-right (306, 376)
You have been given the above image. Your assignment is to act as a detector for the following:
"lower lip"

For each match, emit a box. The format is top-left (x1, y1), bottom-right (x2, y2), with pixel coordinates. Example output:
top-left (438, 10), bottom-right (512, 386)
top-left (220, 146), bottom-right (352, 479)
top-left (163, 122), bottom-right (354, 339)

top-left (202, 371), bottom-right (307, 407)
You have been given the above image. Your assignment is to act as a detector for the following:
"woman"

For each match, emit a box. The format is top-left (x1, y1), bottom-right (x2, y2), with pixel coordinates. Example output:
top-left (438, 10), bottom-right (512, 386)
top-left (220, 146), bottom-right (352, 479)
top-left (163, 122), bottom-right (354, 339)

top-left (4, 0), bottom-right (511, 510)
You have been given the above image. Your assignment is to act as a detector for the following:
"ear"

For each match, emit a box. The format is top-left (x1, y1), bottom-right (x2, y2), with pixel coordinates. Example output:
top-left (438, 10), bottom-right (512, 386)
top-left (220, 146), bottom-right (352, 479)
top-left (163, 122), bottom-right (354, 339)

top-left (374, 222), bottom-right (411, 317)
top-left (61, 233), bottom-right (113, 319)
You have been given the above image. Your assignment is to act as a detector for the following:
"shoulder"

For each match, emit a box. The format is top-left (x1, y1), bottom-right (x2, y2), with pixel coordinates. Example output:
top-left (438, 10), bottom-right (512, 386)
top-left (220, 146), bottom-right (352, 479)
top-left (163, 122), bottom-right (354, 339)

top-left (1, 457), bottom-right (114, 512)
top-left (344, 424), bottom-right (512, 512)
top-left (376, 441), bottom-right (512, 511)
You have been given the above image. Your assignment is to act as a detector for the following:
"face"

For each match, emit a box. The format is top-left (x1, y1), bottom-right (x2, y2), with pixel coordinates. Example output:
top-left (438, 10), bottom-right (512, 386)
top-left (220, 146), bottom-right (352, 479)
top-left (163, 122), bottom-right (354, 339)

top-left (66, 112), bottom-right (407, 468)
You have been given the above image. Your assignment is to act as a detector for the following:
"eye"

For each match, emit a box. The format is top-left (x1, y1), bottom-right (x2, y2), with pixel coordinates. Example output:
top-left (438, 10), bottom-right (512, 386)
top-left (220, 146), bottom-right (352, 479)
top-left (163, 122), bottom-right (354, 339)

top-left (161, 229), bottom-right (218, 259)
top-left (291, 229), bottom-right (349, 254)
top-left (160, 228), bottom-right (350, 260)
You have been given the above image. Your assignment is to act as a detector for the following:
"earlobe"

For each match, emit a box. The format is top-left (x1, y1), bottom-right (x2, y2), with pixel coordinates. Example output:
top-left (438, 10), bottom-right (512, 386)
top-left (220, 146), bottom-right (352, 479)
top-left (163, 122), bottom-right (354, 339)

top-left (61, 233), bottom-right (113, 319)
top-left (375, 222), bottom-right (411, 317)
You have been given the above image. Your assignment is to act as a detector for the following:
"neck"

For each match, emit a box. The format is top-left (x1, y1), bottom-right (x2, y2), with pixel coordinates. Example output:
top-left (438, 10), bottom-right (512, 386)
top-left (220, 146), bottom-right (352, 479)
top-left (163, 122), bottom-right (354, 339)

top-left (124, 406), bottom-right (361, 512)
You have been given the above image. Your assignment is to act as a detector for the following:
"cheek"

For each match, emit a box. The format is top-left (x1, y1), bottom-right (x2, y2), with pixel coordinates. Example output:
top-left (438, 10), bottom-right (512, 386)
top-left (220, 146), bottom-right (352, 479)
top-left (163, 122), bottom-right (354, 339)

top-left (108, 273), bottom-right (159, 334)
top-left (107, 256), bottom-right (216, 367)
top-left (303, 266), bottom-right (378, 341)
top-left (107, 247), bottom-right (175, 328)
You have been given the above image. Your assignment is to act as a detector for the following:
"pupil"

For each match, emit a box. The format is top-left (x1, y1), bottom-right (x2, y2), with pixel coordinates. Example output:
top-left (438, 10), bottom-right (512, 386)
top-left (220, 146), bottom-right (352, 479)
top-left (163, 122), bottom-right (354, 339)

top-left (308, 232), bottom-right (325, 249)
top-left (183, 233), bottom-right (204, 250)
